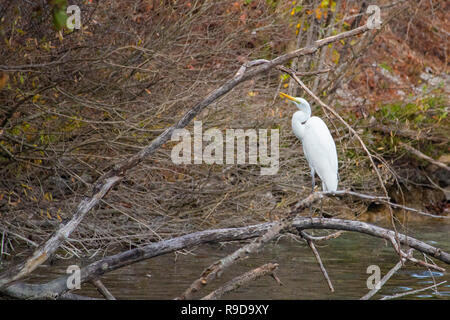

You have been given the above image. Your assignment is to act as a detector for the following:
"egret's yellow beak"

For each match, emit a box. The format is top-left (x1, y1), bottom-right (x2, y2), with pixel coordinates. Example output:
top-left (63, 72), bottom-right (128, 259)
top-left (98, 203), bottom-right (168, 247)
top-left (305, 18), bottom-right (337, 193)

top-left (279, 92), bottom-right (298, 102)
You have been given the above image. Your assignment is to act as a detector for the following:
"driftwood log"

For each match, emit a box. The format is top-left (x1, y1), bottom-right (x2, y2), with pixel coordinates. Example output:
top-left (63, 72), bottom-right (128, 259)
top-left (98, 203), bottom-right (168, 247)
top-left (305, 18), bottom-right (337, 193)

top-left (1, 215), bottom-right (448, 299)
top-left (201, 263), bottom-right (281, 300)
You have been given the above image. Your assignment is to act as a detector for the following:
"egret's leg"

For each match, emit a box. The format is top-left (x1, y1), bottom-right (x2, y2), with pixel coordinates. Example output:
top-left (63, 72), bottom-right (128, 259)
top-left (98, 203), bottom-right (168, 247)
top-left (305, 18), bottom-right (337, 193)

top-left (319, 198), bottom-right (324, 220)
top-left (309, 168), bottom-right (315, 217)
top-left (319, 183), bottom-right (326, 220)
top-left (310, 168), bottom-right (316, 193)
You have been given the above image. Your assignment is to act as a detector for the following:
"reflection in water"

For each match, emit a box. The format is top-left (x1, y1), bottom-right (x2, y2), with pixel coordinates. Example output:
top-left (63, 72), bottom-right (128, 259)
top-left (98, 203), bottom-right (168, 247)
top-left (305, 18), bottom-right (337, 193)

top-left (26, 221), bottom-right (449, 299)
top-left (410, 271), bottom-right (444, 279)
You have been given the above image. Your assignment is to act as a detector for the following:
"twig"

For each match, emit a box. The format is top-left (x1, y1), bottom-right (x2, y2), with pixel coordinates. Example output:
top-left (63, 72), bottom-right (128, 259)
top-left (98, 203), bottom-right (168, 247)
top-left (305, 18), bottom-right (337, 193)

top-left (3, 215), bottom-right (449, 299)
top-left (0, 23), bottom-right (373, 290)
top-left (0, 231), bottom-right (5, 261)
top-left (380, 281), bottom-right (447, 300)
top-left (200, 263), bottom-right (280, 300)
top-left (369, 122), bottom-right (446, 143)
top-left (324, 190), bottom-right (449, 219)
top-left (388, 237), bottom-right (445, 272)
top-left (0, 226), bottom-right (39, 248)
top-left (177, 192), bottom-right (325, 300)
top-left (325, 190), bottom-right (389, 202)
top-left (361, 251), bottom-right (409, 300)
top-left (295, 68), bottom-right (333, 76)
top-left (90, 279), bottom-right (116, 300)
top-left (0, 52), bottom-right (71, 71)
top-left (299, 230), bottom-right (344, 242)
top-left (386, 202), bottom-right (448, 219)
top-left (423, 253), bottom-right (440, 295)
top-left (301, 232), bottom-right (334, 292)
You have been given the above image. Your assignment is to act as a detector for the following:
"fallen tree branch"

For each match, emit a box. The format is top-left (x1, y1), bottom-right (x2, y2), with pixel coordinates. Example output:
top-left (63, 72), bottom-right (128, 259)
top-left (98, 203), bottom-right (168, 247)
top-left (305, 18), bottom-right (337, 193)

top-left (369, 122), bottom-right (446, 143)
top-left (380, 280), bottom-right (447, 300)
top-left (58, 293), bottom-right (104, 300)
top-left (301, 232), bottom-right (334, 292)
top-left (177, 219), bottom-right (285, 300)
top-left (177, 192), bottom-right (322, 300)
top-left (400, 142), bottom-right (450, 172)
top-left (326, 190), bottom-right (449, 219)
top-left (388, 236), bottom-right (444, 272)
top-left (0, 22), bottom-right (373, 291)
top-left (201, 263), bottom-right (280, 300)
top-left (90, 279), bottom-right (116, 300)
top-left (360, 251), bottom-right (408, 300)
top-left (2, 216), bottom-right (449, 299)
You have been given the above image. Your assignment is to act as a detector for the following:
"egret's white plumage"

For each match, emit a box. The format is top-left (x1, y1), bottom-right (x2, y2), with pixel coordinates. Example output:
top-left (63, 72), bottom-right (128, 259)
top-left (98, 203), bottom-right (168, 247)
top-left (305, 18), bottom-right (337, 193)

top-left (281, 93), bottom-right (338, 192)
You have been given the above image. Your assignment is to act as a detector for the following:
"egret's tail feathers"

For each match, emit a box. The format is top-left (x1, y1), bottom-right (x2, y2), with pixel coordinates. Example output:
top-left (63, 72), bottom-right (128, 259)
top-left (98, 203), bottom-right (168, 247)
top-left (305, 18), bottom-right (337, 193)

top-left (323, 177), bottom-right (338, 192)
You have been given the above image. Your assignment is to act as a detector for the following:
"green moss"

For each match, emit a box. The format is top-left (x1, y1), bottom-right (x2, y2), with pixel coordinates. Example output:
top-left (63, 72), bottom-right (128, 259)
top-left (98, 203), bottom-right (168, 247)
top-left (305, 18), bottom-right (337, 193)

top-left (377, 95), bottom-right (447, 125)
top-left (369, 94), bottom-right (449, 158)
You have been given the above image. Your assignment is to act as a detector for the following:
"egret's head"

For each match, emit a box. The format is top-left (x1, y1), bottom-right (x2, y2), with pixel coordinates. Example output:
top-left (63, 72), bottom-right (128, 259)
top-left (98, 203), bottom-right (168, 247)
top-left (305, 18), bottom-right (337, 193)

top-left (279, 92), bottom-right (310, 111)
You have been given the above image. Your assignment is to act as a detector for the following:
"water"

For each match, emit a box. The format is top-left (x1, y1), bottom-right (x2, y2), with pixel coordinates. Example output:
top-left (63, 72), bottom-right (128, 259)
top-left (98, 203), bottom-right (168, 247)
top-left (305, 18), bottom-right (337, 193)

top-left (25, 221), bottom-right (450, 299)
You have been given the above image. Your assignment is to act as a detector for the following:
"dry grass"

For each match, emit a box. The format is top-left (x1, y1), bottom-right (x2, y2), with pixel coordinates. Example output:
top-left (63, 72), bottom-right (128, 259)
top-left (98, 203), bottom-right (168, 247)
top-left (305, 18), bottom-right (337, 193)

top-left (0, 0), bottom-right (447, 259)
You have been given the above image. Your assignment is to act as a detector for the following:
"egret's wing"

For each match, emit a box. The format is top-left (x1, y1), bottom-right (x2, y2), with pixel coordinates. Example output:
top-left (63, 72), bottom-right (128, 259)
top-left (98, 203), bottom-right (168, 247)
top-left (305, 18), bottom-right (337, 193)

top-left (302, 117), bottom-right (338, 190)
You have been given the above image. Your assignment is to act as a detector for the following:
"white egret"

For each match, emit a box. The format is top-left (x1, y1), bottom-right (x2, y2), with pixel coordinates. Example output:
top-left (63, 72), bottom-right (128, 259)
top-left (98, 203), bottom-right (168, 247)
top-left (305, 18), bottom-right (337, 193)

top-left (280, 92), bottom-right (338, 192)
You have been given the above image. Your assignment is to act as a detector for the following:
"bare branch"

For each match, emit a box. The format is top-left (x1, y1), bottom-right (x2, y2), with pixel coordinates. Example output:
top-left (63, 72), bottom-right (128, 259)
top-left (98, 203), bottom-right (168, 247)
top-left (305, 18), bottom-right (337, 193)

top-left (361, 251), bottom-right (408, 300)
top-left (380, 281), bottom-right (447, 300)
top-left (301, 232), bottom-right (334, 292)
top-left (201, 263), bottom-right (280, 300)
top-left (400, 142), bottom-right (450, 172)
top-left (389, 236), bottom-right (445, 272)
top-left (90, 279), bottom-right (116, 300)
top-left (369, 122), bottom-right (446, 143)
top-left (325, 190), bottom-right (449, 219)
top-left (299, 230), bottom-right (345, 242)
top-left (0, 23), bottom-right (374, 290)
top-left (2, 215), bottom-right (449, 299)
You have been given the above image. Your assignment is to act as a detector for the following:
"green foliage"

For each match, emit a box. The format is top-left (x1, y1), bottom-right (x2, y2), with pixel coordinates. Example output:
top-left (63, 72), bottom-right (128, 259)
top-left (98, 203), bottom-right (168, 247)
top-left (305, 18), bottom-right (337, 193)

top-left (379, 62), bottom-right (392, 73)
top-left (378, 96), bottom-right (447, 125)
top-left (280, 73), bottom-right (290, 82)
top-left (265, 0), bottom-right (279, 10)
top-left (368, 94), bottom-right (448, 159)
top-left (51, 0), bottom-right (68, 31)
top-left (294, 5), bottom-right (303, 14)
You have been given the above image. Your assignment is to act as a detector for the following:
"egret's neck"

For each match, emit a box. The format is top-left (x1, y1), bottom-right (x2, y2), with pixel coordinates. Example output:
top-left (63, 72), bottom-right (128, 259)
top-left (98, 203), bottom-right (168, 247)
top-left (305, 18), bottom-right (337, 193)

top-left (294, 101), bottom-right (311, 124)
top-left (291, 99), bottom-right (312, 140)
